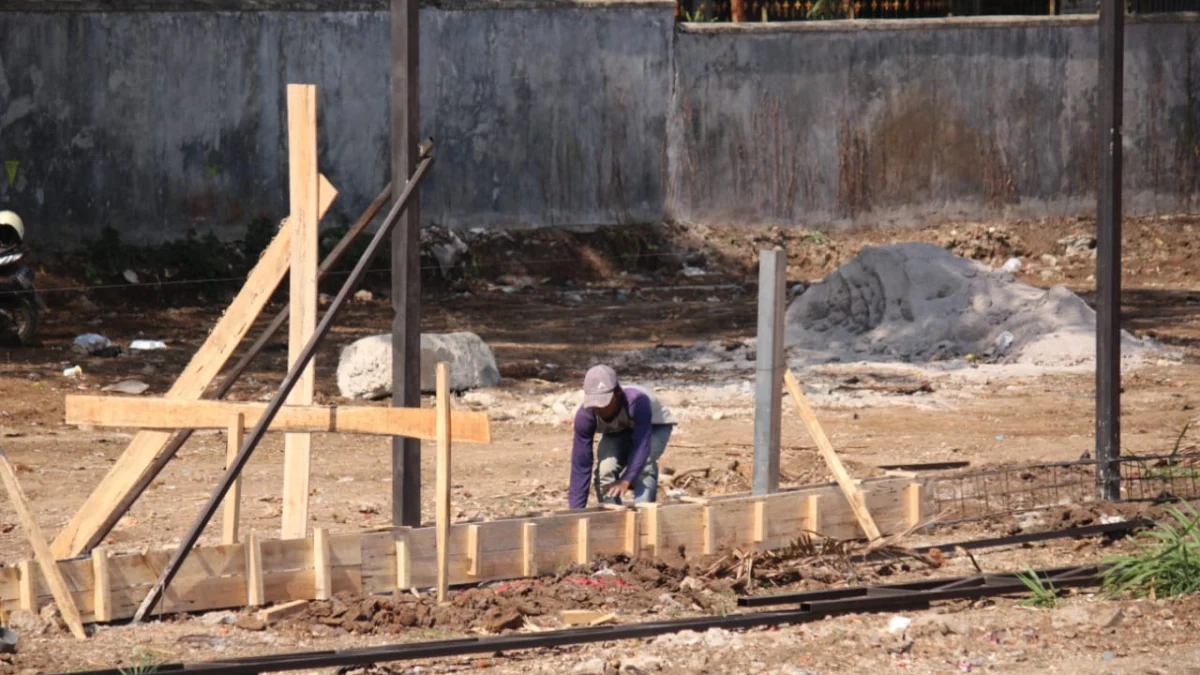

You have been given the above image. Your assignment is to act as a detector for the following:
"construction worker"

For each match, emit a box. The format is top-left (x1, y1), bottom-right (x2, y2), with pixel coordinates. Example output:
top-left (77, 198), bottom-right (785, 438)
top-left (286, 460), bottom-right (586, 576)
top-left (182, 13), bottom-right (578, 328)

top-left (568, 364), bottom-right (676, 509)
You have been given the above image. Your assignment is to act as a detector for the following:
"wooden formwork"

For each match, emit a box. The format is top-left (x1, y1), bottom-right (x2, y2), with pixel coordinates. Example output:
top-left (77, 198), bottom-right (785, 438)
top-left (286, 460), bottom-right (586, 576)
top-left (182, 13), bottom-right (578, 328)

top-left (0, 477), bottom-right (928, 624)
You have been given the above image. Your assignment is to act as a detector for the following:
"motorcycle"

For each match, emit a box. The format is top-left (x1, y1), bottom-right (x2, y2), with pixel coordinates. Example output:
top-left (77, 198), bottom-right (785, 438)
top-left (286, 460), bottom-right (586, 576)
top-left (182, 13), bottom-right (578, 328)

top-left (0, 244), bottom-right (45, 346)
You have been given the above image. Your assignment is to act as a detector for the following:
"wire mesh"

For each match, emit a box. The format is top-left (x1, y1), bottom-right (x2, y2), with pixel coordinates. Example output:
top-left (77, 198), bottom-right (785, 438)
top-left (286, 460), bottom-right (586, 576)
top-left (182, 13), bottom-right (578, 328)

top-left (927, 451), bottom-right (1200, 524)
top-left (677, 0), bottom-right (1195, 22)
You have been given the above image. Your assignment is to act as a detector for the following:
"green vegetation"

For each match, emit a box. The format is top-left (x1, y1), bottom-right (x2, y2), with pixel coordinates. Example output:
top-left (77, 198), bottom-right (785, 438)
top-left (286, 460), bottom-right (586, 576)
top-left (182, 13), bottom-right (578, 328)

top-left (1102, 502), bottom-right (1200, 600)
top-left (1015, 565), bottom-right (1060, 608)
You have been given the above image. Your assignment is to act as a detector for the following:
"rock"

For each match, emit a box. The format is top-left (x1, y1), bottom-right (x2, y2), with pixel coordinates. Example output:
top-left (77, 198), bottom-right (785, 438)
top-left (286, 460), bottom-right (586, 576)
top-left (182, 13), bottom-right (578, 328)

top-left (914, 614), bottom-right (970, 636)
top-left (679, 576), bottom-right (705, 593)
top-left (353, 290), bottom-right (374, 303)
top-left (1094, 608), bottom-right (1124, 629)
top-left (336, 332), bottom-right (501, 398)
top-left (101, 380), bottom-right (150, 395)
top-left (199, 610), bottom-right (236, 626)
top-left (572, 658), bottom-right (608, 675)
top-left (702, 627), bottom-right (733, 648)
top-left (484, 608), bottom-right (523, 633)
top-left (4, 611), bottom-right (41, 635)
top-left (621, 655), bottom-right (664, 673)
top-left (235, 615), bottom-right (267, 631)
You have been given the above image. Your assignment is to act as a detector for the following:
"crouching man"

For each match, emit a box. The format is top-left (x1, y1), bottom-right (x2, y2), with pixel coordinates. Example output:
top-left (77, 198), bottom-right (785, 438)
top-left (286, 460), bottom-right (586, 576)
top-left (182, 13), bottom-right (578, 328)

top-left (568, 364), bottom-right (676, 508)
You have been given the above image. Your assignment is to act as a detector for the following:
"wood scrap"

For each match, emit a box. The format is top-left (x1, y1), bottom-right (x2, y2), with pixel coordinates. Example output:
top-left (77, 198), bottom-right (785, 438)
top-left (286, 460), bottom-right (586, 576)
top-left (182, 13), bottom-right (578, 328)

top-left (561, 609), bottom-right (616, 626)
top-left (257, 599), bottom-right (309, 626)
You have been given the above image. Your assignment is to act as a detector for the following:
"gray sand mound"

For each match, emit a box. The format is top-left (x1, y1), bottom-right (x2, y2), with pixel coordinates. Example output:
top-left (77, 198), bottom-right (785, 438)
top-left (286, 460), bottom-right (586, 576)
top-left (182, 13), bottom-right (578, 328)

top-left (784, 242), bottom-right (1160, 367)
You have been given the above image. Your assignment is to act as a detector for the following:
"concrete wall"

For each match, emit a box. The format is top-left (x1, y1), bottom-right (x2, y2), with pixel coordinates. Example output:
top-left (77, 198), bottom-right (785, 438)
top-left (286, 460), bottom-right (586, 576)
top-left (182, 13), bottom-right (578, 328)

top-left (667, 15), bottom-right (1200, 227)
top-left (1, 7), bottom-right (1199, 244)
top-left (0, 2), bottom-right (675, 244)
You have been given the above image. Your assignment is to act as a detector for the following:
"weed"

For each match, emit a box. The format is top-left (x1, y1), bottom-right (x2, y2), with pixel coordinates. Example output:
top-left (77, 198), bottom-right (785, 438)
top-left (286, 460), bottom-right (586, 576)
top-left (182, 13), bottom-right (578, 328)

top-left (117, 648), bottom-right (162, 675)
top-left (1102, 502), bottom-right (1200, 599)
top-left (802, 231), bottom-right (829, 245)
top-left (1016, 565), bottom-right (1060, 608)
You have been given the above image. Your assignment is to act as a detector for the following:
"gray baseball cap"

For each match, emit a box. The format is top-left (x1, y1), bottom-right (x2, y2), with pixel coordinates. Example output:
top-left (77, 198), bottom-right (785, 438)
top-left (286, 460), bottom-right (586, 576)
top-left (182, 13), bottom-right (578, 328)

top-left (582, 365), bottom-right (619, 409)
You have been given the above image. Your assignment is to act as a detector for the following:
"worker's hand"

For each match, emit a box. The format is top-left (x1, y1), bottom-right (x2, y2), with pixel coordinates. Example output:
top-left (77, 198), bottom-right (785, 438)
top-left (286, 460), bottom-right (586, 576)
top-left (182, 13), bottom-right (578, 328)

top-left (604, 479), bottom-right (630, 499)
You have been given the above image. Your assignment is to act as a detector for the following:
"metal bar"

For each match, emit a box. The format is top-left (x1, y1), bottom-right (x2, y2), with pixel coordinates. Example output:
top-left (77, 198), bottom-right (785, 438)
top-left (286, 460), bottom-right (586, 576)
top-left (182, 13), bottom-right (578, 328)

top-left (1096, 0), bottom-right (1124, 502)
top-left (878, 461), bottom-right (970, 472)
top-left (131, 150), bottom-right (435, 623)
top-left (390, 0), bottom-right (423, 528)
top-left (752, 249), bottom-right (786, 495)
top-left (76, 183), bottom-right (397, 556)
top-left (71, 563), bottom-right (1104, 675)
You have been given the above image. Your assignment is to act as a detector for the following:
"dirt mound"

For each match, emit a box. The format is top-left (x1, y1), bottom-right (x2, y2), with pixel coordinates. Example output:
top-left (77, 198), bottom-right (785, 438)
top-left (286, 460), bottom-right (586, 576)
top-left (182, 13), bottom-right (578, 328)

top-left (275, 558), bottom-right (709, 636)
top-left (785, 243), bottom-right (1165, 368)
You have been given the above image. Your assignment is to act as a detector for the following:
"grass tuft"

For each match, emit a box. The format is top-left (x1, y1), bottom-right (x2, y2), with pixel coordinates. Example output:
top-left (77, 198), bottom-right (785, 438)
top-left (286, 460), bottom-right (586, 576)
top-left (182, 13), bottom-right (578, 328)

top-left (1101, 502), bottom-right (1200, 600)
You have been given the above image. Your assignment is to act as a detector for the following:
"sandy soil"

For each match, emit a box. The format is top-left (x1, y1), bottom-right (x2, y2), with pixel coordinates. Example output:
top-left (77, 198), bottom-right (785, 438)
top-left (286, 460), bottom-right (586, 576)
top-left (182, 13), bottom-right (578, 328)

top-left (2, 215), bottom-right (1200, 674)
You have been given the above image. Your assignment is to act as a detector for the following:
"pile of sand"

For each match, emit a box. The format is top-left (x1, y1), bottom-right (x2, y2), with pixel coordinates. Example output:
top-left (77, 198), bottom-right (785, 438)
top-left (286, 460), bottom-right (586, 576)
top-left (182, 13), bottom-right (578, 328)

top-left (784, 243), bottom-right (1163, 368)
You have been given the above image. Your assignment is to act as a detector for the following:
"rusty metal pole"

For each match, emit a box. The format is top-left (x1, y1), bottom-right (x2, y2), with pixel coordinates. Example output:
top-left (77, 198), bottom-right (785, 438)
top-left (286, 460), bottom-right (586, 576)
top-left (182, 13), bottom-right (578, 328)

top-left (1096, 0), bottom-right (1124, 502)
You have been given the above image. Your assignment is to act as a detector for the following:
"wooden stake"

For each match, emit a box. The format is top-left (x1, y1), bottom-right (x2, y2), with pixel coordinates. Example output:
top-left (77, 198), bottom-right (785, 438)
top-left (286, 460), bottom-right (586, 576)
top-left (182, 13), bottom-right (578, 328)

top-left (396, 534), bottom-right (412, 589)
top-left (0, 449), bottom-right (87, 639)
top-left (783, 369), bottom-right (882, 541)
top-left (905, 483), bottom-right (923, 528)
top-left (623, 511), bottom-right (640, 558)
top-left (637, 503), bottom-right (661, 559)
top-left (702, 504), bottom-right (716, 555)
top-left (313, 528), bottom-right (332, 601)
top-left (753, 500), bottom-right (767, 544)
top-left (522, 523), bottom-right (538, 577)
top-left (245, 532), bottom-right (264, 607)
top-left (282, 83), bottom-right (320, 541)
top-left (466, 525), bottom-right (481, 577)
top-left (435, 362), bottom-right (452, 603)
top-left (576, 517), bottom-right (590, 565)
top-left (91, 547), bottom-right (112, 623)
top-left (17, 560), bottom-right (34, 612)
top-left (221, 413), bottom-right (244, 545)
top-left (804, 494), bottom-right (821, 534)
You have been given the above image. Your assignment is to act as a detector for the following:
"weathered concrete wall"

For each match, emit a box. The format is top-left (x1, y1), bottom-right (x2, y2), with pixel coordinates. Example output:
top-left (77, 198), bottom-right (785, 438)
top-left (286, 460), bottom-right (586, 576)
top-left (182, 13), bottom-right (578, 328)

top-left (667, 15), bottom-right (1200, 227)
top-left (2, 8), bottom-right (1199, 243)
top-left (0, 3), bottom-right (674, 244)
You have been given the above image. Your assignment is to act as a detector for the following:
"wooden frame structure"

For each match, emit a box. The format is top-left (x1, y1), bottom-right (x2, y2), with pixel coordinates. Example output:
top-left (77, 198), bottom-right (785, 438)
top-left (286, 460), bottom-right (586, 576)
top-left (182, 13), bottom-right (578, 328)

top-left (0, 476), bottom-right (929, 624)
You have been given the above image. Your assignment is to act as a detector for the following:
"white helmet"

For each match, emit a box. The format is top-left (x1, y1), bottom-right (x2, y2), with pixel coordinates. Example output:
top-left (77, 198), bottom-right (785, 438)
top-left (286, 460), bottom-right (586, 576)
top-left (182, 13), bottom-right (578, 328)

top-left (0, 211), bottom-right (23, 243)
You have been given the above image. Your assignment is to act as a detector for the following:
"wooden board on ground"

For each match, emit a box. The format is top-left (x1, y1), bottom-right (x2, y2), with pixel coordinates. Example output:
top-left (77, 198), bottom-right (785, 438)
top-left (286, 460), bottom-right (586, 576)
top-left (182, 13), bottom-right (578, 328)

top-left (0, 478), bottom-right (927, 624)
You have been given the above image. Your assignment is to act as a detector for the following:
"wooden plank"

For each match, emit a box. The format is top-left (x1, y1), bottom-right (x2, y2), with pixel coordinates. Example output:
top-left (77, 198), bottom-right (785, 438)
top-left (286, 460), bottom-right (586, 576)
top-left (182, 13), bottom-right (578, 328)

top-left (753, 501), bottom-right (767, 544)
top-left (0, 450), bottom-right (88, 639)
top-left (91, 548), bottom-right (111, 623)
top-left (805, 494), bottom-right (821, 534)
top-left (282, 83), bottom-right (320, 541)
top-left (638, 503), bottom-right (661, 559)
top-left (313, 528), bottom-right (331, 601)
top-left (435, 362), bottom-right (451, 603)
top-left (522, 523), bottom-right (537, 577)
top-left (245, 533), bottom-right (264, 607)
top-left (562, 609), bottom-right (614, 626)
top-left (222, 414), bottom-right (244, 545)
top-left (783, 369), bottom-right (882, 541)
top-left (63, 396), bottom-right (491, 443)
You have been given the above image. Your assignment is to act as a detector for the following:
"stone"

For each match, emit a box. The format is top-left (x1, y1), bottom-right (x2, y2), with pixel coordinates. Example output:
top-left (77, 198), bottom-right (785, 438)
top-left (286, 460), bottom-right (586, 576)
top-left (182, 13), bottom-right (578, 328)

top-left (621, 655), bottom-right (664, 673)
top-left (572, 658), bottom-right (608, 675)
top-left (336, 332), bottom-right (501, 399)
top-left (199, 610), bottom-right (236, 626)
top-left (1094, 608), bottom-right (1124, 629)
top-left (235, 615), bottom-right (267, 631)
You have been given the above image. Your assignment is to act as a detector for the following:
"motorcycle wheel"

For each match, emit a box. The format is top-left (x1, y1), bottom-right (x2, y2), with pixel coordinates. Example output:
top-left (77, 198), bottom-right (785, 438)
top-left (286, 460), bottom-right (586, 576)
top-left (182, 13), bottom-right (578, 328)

top-left (11, 296), bottom-right (37, 346)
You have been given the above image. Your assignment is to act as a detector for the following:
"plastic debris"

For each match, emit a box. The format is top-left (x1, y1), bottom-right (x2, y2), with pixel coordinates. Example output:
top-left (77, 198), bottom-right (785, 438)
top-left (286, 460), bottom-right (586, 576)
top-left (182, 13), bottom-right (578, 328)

top-left (129, 339), bottom-right (167, 351)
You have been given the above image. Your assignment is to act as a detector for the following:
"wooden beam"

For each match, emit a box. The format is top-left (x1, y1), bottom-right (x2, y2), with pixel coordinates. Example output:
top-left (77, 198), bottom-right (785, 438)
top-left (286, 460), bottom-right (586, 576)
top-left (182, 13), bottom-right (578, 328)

top-left (282, 83), bottom-right (320, 541)
top-left (221, 414), bottom-right (244, 545)
top-left (904, 483), bottom-right (923, 528)
top-left (783, 369), bottom-right (882, 542)
top-left (435, 362), bottom-right (451, 603)
top-left (0, 449), bottom-right (88, 639)
top-left (51, 179), bottom-right (338, 560)
top-left (64, 396), bottom-right (491, 443)
top-left (395, 534), bottom-right (412, 590)
top-left (702, 504), bottom-right (716, 555)
top-left (17, 560), bottom-right (34, 612)
top-left (624, 511), bottom-right (640, 558)
top-left (576, 517), bottom-right (590, 565)
top-left (466, 525), bottom-right (481, 577)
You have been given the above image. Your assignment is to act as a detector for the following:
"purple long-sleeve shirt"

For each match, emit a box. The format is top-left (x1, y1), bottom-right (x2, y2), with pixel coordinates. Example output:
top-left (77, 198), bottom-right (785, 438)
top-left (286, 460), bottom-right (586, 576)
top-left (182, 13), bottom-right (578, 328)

top-left (568, 387), bottom-right (655, 509)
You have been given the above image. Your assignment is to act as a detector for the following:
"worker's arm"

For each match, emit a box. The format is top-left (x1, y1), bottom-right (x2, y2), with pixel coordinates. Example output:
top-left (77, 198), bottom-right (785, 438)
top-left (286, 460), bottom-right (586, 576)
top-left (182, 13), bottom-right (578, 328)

top-left (568, 407), bottom-right (597, 509)
top-left (619, 396), bottom-right (655, 485)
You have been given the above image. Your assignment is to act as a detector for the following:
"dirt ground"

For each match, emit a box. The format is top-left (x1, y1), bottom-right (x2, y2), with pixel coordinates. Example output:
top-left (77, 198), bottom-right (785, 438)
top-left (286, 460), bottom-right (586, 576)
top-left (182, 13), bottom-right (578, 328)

top-left (3, 215), bottom-right (1200, 674)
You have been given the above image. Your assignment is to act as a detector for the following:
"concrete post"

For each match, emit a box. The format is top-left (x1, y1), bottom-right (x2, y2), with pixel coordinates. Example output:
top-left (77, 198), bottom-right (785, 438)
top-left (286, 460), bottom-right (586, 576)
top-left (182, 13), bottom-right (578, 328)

top-left (753, 248), bottom-right (786, 496)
